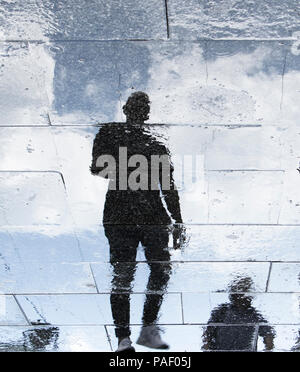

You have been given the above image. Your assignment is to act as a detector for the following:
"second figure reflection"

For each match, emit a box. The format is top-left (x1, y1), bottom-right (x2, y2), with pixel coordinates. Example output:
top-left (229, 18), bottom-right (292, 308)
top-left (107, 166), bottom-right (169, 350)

top-left (91, 92), bottom-right (186, 352)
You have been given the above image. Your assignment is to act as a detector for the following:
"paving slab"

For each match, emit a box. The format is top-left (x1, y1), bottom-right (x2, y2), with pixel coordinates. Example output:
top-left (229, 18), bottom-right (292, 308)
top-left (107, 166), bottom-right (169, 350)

top-left (183, 292), bottom-right (300, 325)
top-left (16, 293), bottom-right (182, 325)
top-left (0, 325), bottom-right (110, 352)
top-left (0, 0), bottom-right (167, 41)
top-left (204, 125), bottom-right (283, 171)
top-left (0, 226), bottom-right (82, 265)
top-left (48, 42), bottom-right (121, 125)
top-left (0, 42), bottom-right (49, 126)
top-left (205, 40), bottom-right (290, 126)
top-left (0, 263), bottom-right (96, 294)
top-left (268, 263), bottom-right (300, 292)
top-left (257, 325), bottom-right (300, 352)
top-left (5, 226), bottom-right (82, 263)
top-left (0, 229), bottom-right (20, 266)
top-left (0, 127), bottom-right (59, 171)
top-left (168, 0), bottom-right (300, 39)
top-left (207, 170), bottom-right (284, 224)
top-left (0, 172), bottom-right (72, 226)
top-left (76, 227), bottom-right (110, 262)
top-left (91, 262), bottom-right (269, 293)
top-left (278, 170), bottom-right (300, 225)
top-left (0, 295), bottom-right (28, 325)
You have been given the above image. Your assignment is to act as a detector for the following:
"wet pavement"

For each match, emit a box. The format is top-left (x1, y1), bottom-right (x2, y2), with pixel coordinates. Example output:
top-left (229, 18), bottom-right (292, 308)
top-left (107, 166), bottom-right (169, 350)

top-left (0, 0), bottom-right (300, 352)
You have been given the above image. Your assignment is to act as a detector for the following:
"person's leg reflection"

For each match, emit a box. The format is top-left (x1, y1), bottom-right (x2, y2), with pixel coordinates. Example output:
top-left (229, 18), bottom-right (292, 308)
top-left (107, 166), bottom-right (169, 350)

top-left (105, 226), bottom-right (139, 352)
top-left (137, 226), bottom-right (171, 349)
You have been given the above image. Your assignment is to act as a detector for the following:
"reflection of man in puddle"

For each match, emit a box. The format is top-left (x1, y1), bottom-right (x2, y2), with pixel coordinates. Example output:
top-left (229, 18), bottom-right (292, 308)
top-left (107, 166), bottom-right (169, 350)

top-left (202, 277), bottom-right (275, 351)
top-left (91, 92), bottom-right (186, 352)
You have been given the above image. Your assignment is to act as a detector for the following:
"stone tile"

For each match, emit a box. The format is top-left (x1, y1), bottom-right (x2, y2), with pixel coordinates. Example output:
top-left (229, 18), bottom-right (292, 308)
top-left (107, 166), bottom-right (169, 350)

top-left (76, 227), bottom-right (110, 262)
top-left (175, 225), bottom-right (300, 262)
top-left (0, 263), bottom-right (96, 294)
top-left (91, 262), bottom-right (269, 293)
top-left (0, 325), bottom-right (110, 352)
top-left (168, 0), bottom-right (300, 39)
top-left (0, 295), bottom-right (27, 325)
top-left (276, 123), bottom-right (300, 224)
top-left (0, 0), bottom-right (167, 40)
top-left (205, 126), bottom-right (283, 171)
top-left (254, 293), bottom-right (300, 324)
top-left (0, 229), bottom-right (20, 265)
top-left (16, 293), bottom-right (182, 325)
top-left (279, 125), bottom-right (300, 171)
top-left (0, 127), bottom-right (59, 171)
top-left (257, 325), bottom-right (300, 352)
top-left (107, 324), bottom-right (203, 352)
top-left (0, 172), bottom-right (72, 226)
top-left (268, 263), bottom-right (300, 292)
top-left (48, 42), bottom-right (120, 125)
top-left (0, 42), bottom-right (49, 125)
top-left (207, 170), bottom-right (284, 224)
top-left (6, 226), bottom-right (83, 263)
top-left (0, 226), bottom-right (82, 265)
top-left (183, 292), bottom-right (300, 325)
top-left (205, 41), bottom-right (287, 125)
top-left (277, 170), bottom-right (300, 224)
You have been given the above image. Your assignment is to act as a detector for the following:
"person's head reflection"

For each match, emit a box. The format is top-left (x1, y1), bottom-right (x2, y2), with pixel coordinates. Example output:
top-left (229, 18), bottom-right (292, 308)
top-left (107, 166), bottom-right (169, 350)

top-left (123, 91), bottom-right (150, 124)
top-left (228, 276), bottom-right (254, 309)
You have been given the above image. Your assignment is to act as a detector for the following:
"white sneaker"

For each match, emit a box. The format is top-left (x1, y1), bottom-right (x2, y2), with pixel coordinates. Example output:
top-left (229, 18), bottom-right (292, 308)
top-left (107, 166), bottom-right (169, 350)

top-left (136, 325), bottom-right (169, 349)
top-left (116, 337), bottom-right (135, 352)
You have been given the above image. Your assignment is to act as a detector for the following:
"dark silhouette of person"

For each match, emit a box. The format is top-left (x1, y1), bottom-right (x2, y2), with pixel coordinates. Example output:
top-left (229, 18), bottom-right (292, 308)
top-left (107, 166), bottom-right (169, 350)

top-left (90, 92), bottom-right (186, 352)
top-left (202, 277), bottom-right (275, 351)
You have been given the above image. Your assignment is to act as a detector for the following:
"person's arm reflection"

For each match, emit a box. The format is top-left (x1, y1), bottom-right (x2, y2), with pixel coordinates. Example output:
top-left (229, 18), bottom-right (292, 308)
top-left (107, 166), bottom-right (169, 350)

top-left (259, 325), bottom-right (275, 351)
top-left (90, 125), bottom-right (111, 176)
top-left (159, 156), bottom-right (187, 250)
